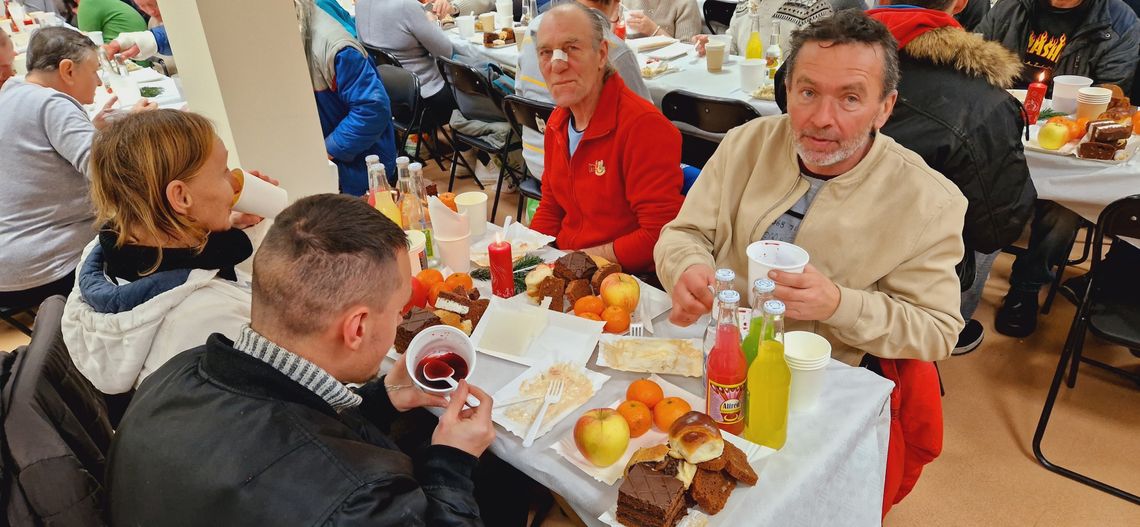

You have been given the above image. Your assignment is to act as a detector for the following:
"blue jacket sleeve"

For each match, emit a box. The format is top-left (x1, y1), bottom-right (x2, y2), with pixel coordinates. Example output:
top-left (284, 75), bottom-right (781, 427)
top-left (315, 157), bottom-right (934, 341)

top-left (324, 48), bottom-right (393, 161)
top-left (150, 25), bottom-right (172, 56)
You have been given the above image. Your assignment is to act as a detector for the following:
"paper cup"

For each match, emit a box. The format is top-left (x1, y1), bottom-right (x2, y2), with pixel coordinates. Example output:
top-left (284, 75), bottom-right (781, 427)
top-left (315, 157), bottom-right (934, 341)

top-left (784, 331), bottom-right (830, 412)
top-left (457, 15), bottom-right (476, 37)
top-left (478, 12), bottom-right (495, 32)
top-left (740, 59), bottom-right (766, 93)
top-left (436, 234), bottom-right (472, 273)
top-left (1052, 75), bottom-right (1092, 99)
top-left (405, 325), bottom-right (478, 395)
top-left (705, 41), bottom-right (726, 72)
top-left (406, 230), bottom-right (427, 275)
top-left (1075, 99), bottom-right (1110, 121)
top-left (746, 240), bottom-right (809, 289)
top-left (231, 169), bottom-right (289, 219)
top-left (455, 192), bottom-right (488, 237)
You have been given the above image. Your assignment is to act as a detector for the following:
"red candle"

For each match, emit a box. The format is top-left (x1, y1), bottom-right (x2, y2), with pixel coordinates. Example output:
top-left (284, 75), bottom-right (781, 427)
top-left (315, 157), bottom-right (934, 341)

top-left (489, 233), bottom-right (514, 298)
top-left (1025, 72), bottom-right (1048, 124)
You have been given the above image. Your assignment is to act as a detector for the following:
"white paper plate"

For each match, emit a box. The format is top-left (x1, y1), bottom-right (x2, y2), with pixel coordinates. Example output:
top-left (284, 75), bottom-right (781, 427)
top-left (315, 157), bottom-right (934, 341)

top-left (492, 357), bottom-right (611, 442)
top-left (469, 296), bottom-right (604, 367)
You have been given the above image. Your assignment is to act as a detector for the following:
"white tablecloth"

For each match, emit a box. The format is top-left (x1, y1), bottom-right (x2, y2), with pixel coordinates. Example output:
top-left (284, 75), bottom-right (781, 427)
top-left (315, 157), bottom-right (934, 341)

top-left (394, 226), bottom-right (893, 526)
top-left (1025, 148), bottom-right (1140, 224)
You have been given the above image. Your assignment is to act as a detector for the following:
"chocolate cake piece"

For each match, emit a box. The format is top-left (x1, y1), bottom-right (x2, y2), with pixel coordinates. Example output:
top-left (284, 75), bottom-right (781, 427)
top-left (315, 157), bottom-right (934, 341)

top-left (1078, 141), bottom-right (1118, 160)
top-left (395, 308), bottom-right (442, 353)
top-left (720, 441), bottom-right (758, 485)
top-left (616, 463), bottom-right (689, 527)
top-left (537, 276), bottom-right (566, 312)
top-left (696, 456), bottom-right (727, 472)
top-left (435, 289), bottom-right (473, 316)
top-left (566, 279), bottom-right (593, 306)
top-left (689, 468), bottom-right (735, 515)
top-left (462, 298), bottom-right (490, 328)
top-left (1090, 122), bottom-right (1130, 143)
top-left (591, 262), bottom-right (622, 291)
top-left (553, 252), bottom-right (598, 282)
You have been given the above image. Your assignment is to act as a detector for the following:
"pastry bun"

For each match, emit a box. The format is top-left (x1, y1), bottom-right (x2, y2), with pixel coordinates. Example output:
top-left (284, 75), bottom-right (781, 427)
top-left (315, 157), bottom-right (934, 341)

top-left (667, 412), bottom-right (724, 464)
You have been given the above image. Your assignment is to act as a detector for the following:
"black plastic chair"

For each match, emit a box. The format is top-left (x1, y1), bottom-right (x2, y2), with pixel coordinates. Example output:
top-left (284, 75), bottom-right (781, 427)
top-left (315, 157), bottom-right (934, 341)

top-left (661, 89), bottom-right (762, 169)
top-left (437, 57), bottom-right (523, 221)
top-left (1032, 194), bottom-right (1140, 505)
top-left (363, 44), bottom-right (403, 68)
top-left (703, 0), bottom-right (736, 35)
top-left (375, 64), bottom-right (447, 171)
top-left (502, 94), bottom-right (555, 222)
top-left (1, 296), bottom-right (113, 524)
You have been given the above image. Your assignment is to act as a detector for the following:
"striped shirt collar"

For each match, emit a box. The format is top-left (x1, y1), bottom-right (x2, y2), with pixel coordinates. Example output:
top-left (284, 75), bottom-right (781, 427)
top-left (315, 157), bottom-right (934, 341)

top-left (233, 325), bottom-right (362, 411)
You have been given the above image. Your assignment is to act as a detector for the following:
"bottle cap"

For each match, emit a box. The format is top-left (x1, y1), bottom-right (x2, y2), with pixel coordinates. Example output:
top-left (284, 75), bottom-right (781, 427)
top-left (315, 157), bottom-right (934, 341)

top-left (396, 156), bottom-right (410, 166)
top-left (365, 154), bottom-right (380, 165)
top-left (752, 278), bottom-right (775, 293)
top-left (715, 268), bottom-right (736, 283)
top-left (718, 289), bottom-right (740, 305)
top-left (409, 162), bottom-right (423, 172)
top-left (763, 300), bottom-right (785, 315)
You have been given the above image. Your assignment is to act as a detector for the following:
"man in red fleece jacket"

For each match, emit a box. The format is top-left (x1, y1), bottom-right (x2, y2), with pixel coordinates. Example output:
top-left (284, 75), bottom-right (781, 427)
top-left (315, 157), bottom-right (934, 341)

top-left (530, 2), bottom-right (684, 274)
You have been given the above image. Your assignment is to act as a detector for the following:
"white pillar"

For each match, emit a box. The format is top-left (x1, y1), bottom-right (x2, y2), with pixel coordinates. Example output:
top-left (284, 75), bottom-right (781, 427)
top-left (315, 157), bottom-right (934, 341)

top-left (157, 0), bottom-right (336, 199)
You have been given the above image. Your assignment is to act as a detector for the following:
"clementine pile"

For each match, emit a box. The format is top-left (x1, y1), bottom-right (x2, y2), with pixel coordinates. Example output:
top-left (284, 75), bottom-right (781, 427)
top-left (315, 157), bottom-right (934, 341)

top-left (617, 400), bottom-right (652, 438)
top-left (653, 397), bottom-right (691, 431)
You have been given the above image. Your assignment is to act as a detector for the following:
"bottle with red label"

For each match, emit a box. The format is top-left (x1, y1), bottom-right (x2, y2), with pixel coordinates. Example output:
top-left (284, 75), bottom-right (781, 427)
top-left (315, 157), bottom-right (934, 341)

top-left (706, 289), bottom-right (746, 435)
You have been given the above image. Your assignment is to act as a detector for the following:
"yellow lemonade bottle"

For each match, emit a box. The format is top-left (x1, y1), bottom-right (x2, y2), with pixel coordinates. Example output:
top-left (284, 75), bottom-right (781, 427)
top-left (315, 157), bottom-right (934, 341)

top-left (744, 300), bottom-right (791, 450)
top-left (745, 14), bottom-right (763, 60)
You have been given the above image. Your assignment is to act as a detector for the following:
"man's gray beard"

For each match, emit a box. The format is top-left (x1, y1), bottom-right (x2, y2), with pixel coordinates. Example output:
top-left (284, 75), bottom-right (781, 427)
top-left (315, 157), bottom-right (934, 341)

top-left (794, 128), bottom-right (873, 169)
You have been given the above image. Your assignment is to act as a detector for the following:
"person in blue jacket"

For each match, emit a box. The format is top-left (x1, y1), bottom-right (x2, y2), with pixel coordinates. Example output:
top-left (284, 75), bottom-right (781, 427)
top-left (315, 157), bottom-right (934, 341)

top-left (106, 0), bottom-right (396, 195)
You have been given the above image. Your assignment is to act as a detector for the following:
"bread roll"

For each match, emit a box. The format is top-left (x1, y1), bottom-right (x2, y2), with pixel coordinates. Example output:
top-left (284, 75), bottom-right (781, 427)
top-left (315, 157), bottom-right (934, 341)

top-left (667, 412), bottom-right (724, 464)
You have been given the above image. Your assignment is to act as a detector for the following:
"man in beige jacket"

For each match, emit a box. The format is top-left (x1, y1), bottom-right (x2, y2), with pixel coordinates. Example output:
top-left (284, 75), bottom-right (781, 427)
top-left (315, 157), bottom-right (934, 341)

top-left (655, 11), bottom-right (968, 365)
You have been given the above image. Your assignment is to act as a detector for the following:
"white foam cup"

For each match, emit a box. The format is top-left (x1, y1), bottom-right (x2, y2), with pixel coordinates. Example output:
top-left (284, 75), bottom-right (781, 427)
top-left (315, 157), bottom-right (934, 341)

top-left (406, 230), bottom-right (427, 275)
top-left (232, 169), bottom-right (289, 219)
top-left (740, 59), bottom-right (766, 92)
top-left (457, 15), bottom-right (476, 37)
top-left (455, 192), bottom-right (488, 237)
top-left (436, 234), bottom-right (472, 273)
top-left (405, 325), bottom-right (478, 395)
top-left (746, 240), bottom-right (809, 289)
top-left (784, 331), bottom-right (830, 412)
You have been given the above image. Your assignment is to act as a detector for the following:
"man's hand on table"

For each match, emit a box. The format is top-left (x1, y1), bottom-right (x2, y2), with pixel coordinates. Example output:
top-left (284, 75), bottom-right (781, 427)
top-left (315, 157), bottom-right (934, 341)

top-left (581, 243), bottom-right (617, 264)
top-left (692, 35), bottom-right (709, 57)
top-left (769, 264), bottom-right (841, 321)
top-left (385, 352), bottom-right (450, 412)
top-left (431, 0), bottom-right (459, 18)
top-left (433, 380), bottom-right (496, 457)
top-left (669, 264), bottom-right (715, 327)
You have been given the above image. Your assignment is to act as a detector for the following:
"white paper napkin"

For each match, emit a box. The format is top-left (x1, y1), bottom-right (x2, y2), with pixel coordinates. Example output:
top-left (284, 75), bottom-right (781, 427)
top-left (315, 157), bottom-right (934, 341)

top-left (469, 222), bottom-right (555, 266)
top-left (428, 196), bottom-right (470, 239)
top-left (470, 296), bottom-right (605, 366)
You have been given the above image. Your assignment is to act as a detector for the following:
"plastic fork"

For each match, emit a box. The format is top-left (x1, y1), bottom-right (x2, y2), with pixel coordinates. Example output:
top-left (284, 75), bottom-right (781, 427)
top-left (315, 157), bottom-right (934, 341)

top-left (522, 378), bottom-right (564, 447)
top-left (628, 310), bottom-right (645, 337)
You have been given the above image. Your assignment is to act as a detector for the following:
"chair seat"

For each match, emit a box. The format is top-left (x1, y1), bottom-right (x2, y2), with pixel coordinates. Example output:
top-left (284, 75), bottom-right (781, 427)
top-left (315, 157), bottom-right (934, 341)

top-left (1088, 296), bottom-right (1140, 348)
top-left (519, 176), bottom-right (541, 199)
top-left (451, 130), bottom-right (521, 154)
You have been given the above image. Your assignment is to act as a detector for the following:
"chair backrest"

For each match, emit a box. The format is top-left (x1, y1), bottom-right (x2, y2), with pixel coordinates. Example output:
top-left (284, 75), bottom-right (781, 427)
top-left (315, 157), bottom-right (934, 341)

top-left (1092, 194), bottom-right (1140, 266)
top-left (376, 64), bottom-right (420, 130)
top-left (363, 44), bottom-right (403, 68)
top-left (703, 0), bottom-right (736, 34)
top-left (661, 89), bottom-right (762, 168)
top-left (437, 56), bottom-right (508, 123)
top-left (1, 296), bottom-right (112, 526)
top-left (502, 94), bottom-right (556, 139)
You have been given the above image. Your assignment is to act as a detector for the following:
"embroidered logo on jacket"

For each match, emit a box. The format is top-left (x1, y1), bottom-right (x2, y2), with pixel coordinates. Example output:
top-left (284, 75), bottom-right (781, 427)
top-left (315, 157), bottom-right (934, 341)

top-left (589, 160), bottom-right (606, 176)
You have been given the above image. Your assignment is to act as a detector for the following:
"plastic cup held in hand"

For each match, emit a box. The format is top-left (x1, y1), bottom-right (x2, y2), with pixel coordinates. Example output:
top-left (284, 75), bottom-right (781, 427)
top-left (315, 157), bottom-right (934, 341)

top-left (405, 325), bottom-right (479, 396)
top-left (784, 331), bottom-right (830, 412)
top-left (746, 240), bottom-right (809, 289)
top-left (455, 192), bottom-right (488, 237)
top-left (231, 169), bottom-right (288, 219)
top-left (436, 234), bottom-right (472, 273)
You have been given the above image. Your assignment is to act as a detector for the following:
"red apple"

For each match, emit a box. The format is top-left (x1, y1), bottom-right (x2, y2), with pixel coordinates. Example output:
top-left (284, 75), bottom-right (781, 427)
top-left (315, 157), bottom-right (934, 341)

top-left (600, 273), bottom-right (640, 313)
top-left (573, 408), bottom-right (630, 467)
top-left (403, 276), bottom-right (428, 314)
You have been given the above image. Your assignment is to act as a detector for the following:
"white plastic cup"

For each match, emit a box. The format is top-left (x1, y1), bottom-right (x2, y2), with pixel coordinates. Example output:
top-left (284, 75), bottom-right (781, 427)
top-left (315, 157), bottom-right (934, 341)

top-left (231, 169), bottom-right (289, 219)
top-left (709, 34), bottom-right (732, 53)
top-left (1052, 75), bottom-right (1092, 98)
top-left (740, 59), bottom-right (766, 93)
top-left (705, 41), bottom-right (726, 72)
top-left (406, 229), bottom-right (427, 275)
top-left (457, 15), bottom-right (476, 37)
top-left (405, 325), bottom-right (478, 395)
top-left (455, 192), bottom-right (488, 237)
top-left (746, 240), bottom-right (809, 290)
top-left (435, 234), bottom-right (472, 273)
top-left (784, 331), bottom-right (830, 412)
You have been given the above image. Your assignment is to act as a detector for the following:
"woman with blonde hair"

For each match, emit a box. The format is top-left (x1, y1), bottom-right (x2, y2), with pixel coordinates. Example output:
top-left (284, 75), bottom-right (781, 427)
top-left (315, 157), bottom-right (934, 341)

top-left (63, 109), bottom-right (278, 400)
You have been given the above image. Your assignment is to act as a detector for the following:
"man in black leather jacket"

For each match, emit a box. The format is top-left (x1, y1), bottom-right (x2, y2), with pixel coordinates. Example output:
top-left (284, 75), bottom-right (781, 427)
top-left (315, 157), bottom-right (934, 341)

top-left (106, 194), bottom-right (496, 526)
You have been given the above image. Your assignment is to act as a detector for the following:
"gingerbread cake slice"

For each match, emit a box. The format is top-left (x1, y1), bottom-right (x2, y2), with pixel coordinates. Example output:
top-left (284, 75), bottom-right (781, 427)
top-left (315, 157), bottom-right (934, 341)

top-left (720, 441), bottom-right (758, 485)
top-left (689, 468), bottom-right (735, 515)
top-left (553, 251), bottom-right (598, 282)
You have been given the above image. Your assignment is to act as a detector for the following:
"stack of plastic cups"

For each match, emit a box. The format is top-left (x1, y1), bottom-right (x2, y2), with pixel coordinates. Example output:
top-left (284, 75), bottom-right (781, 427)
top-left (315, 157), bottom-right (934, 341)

top-left (1076, 87), bottom-right (1113, 121)
top-left (783, 331), bottom-right (831, 412)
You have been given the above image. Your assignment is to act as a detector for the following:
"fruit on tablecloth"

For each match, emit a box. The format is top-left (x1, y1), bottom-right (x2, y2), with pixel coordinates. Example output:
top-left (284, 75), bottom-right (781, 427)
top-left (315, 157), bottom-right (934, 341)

top-left (626, 379), bottom-right (664, 409)
top-left (1037, 121), bottom-right (1071, 150)
top-left (577, 312), bottom-right (603, 322)
top-left (617, 400), bottom-right (653, 438)
top-left (417, 269), bottom-right (445, 289)
top-left (653, 397), bottom-right (692, 431)
top-left (602, 305), bottom-right (631, 334)
top-left (573, 295), bottom-right (606, 317)
top-left (1133, 111), bottom-right (1140, 134)
top-left (601, 273), bottom-right (640, 313)
top-left (428, 281), bottom-right (449, 307)
top-left (573, 408), bottom-right (631, 467)
top-left (403, 276), bottom-right (428, 314)
top-left (1046, 116), bottom-right (1084, 142)
top-left (445, 272), bottom-right (474, 292)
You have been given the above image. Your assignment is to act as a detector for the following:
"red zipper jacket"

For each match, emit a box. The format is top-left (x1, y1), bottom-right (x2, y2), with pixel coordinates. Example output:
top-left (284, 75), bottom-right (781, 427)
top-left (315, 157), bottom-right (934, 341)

top-left (530, 74), bottom-right (684, 273)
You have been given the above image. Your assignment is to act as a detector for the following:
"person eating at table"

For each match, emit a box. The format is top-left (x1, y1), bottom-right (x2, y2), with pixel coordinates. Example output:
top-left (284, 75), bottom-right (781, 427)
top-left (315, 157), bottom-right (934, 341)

top-left (624, 0), bottom-right (704, 42)
top-left (656, 10), bottom-right (967, 365)
top-left (0, 27), bottom-right (154, 323)
top-left (516, 0), bottom-right (651, 179)
top-left (530, 2), bottom-right (685, 275)
top-left (692, 0), bottom-right (835, 57)
top-left (106, 194), bottom-right (496, 526)
top-left (77, 0), bottom-right (148, 45)
top-left (975, 0), bottom-right (1140, 338)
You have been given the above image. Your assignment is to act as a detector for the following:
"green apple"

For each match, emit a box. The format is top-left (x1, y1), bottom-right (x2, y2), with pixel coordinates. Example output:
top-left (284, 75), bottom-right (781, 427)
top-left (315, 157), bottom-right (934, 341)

top-left (1037, 122), bottom-right (1071, 150)
top-left (573, 408), bottom-right (630, 467)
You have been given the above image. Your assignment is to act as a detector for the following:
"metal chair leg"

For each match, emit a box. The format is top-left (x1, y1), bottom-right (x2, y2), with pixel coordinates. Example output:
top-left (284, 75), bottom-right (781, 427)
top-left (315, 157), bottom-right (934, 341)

top-left (934, 361), bottom-right (945, 397)
top-left (447, 148), bottom-right (461, 192)
top-left (489, 153), bottom-right (509, 223)
top-left (1042, 226), bottom-right (1084, 315)
top-left (0, 309), bottom-right (33, 336)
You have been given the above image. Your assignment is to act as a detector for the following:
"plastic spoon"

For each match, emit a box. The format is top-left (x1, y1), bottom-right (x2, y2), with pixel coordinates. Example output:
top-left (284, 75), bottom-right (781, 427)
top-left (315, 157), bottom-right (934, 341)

top-left (422, 359), bottom-right (481, 408)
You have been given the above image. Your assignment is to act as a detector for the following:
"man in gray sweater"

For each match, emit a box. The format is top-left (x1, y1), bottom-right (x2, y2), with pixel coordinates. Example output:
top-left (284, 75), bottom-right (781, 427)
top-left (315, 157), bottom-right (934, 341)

top-left (0, 27), bottom-right (153, 309)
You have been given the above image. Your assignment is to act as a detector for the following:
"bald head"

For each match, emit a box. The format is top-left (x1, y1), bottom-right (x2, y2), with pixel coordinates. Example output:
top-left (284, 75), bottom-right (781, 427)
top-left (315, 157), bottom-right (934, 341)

top-left (0, 30), bottom-right (16, 87)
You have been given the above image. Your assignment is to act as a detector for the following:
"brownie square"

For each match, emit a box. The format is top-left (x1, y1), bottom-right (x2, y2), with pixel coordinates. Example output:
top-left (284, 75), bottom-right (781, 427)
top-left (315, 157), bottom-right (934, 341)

top-left (617, 464), bottom-right (689, 527)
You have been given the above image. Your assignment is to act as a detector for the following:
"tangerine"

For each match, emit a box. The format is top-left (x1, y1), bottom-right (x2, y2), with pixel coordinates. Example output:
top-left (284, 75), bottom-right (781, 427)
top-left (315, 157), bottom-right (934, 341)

top-left (573, 295), bottom-right (606, 316)
top-left (626, 379), bottom-right (664, 409)
top-left (428, 281), bottom-right (450, 307)
top-left (617, 400), bottom-right (653, 437)
top-left (577, 312), bottom-right (603, 321)
top-left (601, 305), bottom-right (630, 334)
top-left (445, 272), bottom-right (474, 291)
top-left (653, 397), bottom-right (692, 431)
top-left (417, 269), bottom-right (445, 288)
